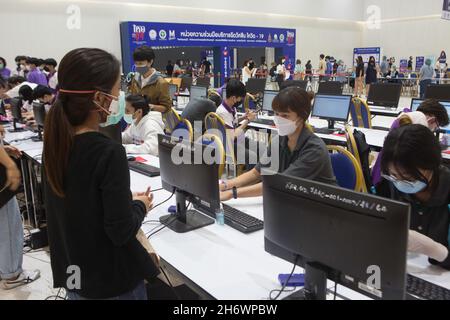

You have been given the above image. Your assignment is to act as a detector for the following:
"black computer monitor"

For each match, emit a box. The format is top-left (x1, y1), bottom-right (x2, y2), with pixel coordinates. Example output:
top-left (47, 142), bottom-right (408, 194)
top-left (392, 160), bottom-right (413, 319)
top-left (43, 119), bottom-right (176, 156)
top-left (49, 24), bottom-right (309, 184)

top-left (263, 172), bottom-right (410, 300)
top-left (246, 78), bottom-right (266, 95)
top-left (366, 83), bottom-right (402, 108)
top-left (32, 102), bottom-right (46, 142)
top-left (317, 81), bottom-right (344, 95)
top-left (312, 94), bottom-right (352, 130)
top-left (99, 122), bottom-right (122, 144)
top-left (158, 134), bottom-right (219, 233)
top-left (0, 100), bottom-right (6, 117)
top-left (424, 84), bottom-right (450, 100)
top-left (262, 90), bottom-right (278, 113)
top-left (190, 85), bottom-right (208, 101)
top-left (169, 84), bottom-right (178, 101)
top-left (411, 98), bottom-right (450, 132)
top-left (280, 80), bottom-right (308, 91)
top-left (8, 98), bottom-right (24, 133)
top-left (196, 77), bottom-right (210, 88)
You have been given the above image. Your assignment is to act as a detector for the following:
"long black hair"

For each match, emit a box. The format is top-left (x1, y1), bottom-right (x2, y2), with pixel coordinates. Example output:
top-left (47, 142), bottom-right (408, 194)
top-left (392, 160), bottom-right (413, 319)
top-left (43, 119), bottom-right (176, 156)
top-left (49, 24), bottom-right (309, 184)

top-left (43, 48), bottom-right (120, 197)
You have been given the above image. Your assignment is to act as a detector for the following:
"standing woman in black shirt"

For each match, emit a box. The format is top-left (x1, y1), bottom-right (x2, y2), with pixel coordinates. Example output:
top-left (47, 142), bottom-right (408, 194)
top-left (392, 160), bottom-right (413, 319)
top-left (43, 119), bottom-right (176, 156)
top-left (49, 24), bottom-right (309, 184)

top-left (354, 56), bottom-right (365, 97)
top-left (43, 48), bottom-right (159, 300)
top-left (380, 125), bottom-right (450, 270)
top-left (365, 56), bottom-right (378, 97)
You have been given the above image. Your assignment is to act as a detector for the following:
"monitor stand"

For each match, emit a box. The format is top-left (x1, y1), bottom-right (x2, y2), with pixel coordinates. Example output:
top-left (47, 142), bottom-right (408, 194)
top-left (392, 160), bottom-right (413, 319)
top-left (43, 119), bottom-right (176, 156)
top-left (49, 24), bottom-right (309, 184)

top-left (31, 127), bottom-right (43, 142)
top-left (282, 262), bottom-right (329, 300)
top-left (159, 190), bottom-right (215, 234)
top-left (8, 119), bottom-right (25, 133)
top-left (314, 120), bottom-right (338, 135)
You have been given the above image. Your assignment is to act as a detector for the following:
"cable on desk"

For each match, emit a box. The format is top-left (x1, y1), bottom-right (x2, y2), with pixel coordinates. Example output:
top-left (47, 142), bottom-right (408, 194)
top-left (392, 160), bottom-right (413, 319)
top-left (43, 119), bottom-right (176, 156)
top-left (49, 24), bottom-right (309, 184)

top-left (269, 255), bottom-right (300, 301)
top-left (146, 201), bottom-right (191, 239)
top-left (148, 190), bottom-right (175, 214)
top-left (45, 288), bottom-right (67, 300)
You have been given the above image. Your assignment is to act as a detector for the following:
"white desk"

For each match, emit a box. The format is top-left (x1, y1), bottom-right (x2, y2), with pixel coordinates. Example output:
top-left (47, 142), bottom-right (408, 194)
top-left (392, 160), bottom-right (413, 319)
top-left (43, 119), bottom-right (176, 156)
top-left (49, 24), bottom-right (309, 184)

top-left (3, 131), bottom-right (450, 300)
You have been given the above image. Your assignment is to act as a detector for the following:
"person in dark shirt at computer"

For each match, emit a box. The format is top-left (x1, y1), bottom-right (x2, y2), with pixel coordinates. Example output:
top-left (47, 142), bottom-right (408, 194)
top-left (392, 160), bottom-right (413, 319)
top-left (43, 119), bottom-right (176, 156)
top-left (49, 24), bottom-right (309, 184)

top-left (43, 48), bottom-right (159, 300)
top-left (380, 125), bottom-right (450, 270)
top-left (220, 87), bottom-right (336, 201)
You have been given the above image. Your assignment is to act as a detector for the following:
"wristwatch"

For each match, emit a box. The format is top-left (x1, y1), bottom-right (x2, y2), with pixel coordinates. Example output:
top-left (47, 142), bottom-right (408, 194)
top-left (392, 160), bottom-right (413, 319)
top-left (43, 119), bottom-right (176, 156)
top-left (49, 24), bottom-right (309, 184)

top-left (232, 186), bottom-right (238, 199)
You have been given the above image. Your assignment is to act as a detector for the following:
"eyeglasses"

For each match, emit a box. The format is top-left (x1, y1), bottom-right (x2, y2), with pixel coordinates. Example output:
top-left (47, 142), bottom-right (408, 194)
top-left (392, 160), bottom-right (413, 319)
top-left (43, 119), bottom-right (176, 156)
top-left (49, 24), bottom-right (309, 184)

top-left (381, 174), bottom-right (416, 187)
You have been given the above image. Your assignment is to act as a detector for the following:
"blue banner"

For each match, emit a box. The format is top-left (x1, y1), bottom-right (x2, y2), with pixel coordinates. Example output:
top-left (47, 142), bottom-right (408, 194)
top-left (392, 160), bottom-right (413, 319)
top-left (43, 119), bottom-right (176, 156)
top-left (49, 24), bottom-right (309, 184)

top-left (353, 47), bottom-right (381, 66)
top-left (443, 0), bottom-right (450, 20)
top-left (120, 21), bottom-right (296, 85)
top-left (415, 57), bottom-right (425, 72)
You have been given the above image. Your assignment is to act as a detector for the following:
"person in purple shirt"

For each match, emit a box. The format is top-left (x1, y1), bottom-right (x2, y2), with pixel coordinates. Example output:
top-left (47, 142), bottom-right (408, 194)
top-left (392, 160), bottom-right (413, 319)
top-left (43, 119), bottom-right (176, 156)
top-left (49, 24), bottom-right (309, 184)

top-left (0, 57), bottom-right (11, 79)
top-left (25, 57), bottom-right (48, 86)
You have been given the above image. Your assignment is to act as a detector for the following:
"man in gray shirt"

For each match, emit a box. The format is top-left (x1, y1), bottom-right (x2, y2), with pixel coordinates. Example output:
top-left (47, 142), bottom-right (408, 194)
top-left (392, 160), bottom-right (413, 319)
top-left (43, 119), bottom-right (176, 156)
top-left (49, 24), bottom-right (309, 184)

top-left (419, 59), bottom-right (435, 99)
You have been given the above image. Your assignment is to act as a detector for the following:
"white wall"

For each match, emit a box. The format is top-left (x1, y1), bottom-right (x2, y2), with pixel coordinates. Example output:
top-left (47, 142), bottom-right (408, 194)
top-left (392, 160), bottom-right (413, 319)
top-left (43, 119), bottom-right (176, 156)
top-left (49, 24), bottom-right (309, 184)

top-left (0, 0), bottom-right (363, 72)
top-left (361, 0), bottom-right (450, 64)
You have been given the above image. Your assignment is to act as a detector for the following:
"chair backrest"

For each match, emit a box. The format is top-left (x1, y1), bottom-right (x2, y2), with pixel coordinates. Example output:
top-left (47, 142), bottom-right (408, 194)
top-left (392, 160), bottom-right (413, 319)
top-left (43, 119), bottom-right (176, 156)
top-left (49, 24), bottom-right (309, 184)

top-left (204, 112), bottom-right (234, 161)
top-left (243, 93), bottom-right (257, 113)
top-left (196, 133), bottom-right (226, 178)
top-left (196, 77), bottom-right (210, 88)
top-left (410, 73), bottom-right (418, 79)
top-left (180, 77), bottom-right (193, 91)
top-left (344, 125), bottom-right (361, 163)
top-left (171, 78), bottom-right (182, 90)
top-left (162, 108), bottom-right (182, 134)
top-left (172, 118), bottom-right (193, 142)
top-left (349, 97), bottom-right (372, 129)
top-left (327, 146), bottom-right (366, 192)
top-left (345, 127), bottom-right (372, 192)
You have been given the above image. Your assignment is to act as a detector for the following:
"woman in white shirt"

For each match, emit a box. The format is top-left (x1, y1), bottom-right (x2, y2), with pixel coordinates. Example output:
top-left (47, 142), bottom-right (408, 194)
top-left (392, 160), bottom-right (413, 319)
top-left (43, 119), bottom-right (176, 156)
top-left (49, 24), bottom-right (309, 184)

top-left (122, 95), bottom-right (165, 155)
top-left (242, 60), bottom-right (255, 85)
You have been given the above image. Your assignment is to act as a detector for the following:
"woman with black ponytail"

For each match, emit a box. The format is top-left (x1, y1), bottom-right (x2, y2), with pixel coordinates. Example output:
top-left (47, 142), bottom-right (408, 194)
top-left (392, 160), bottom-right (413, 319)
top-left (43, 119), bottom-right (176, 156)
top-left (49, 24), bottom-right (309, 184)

top-left (43, 48), bottom-right (159, 300)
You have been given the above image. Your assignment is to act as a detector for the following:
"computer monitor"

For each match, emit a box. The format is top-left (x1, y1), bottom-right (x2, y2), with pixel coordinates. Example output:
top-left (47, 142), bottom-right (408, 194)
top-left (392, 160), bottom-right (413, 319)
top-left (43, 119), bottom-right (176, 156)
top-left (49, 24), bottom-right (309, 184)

top-left (0, 100), bottom-right (6, 117)
top-left (32, 102), bottom-right (46, 142)
top-left (246, 78), bottom-right (266, 95)
top-left (190, 85), bottom-right (208, 101)
top-left (424, 84), bottom-right (450, 100)
top-left (262, 90), bottom-right (278, 113)
top-left (8, 98), bottom-right (24, 133)
top-left (196, 77), bottom-right (210, 88)
top-left (317, 81), bottom-right (344, 95)
top-left (158, 134), bottom-right (220, 233)
top-left (366, 83), bottom-right (402, 108)
top-left (99, 122), bottom-right (122, 144)
top-left (263, 172), bottom-right (410, 300)
top-left (411, 98), bottom-right (450, 132)
top-left (312, 94), bottom-right (352, 130)
top-left (280, 80), bottom-right (308, 91)
top-left (169, 84), bottom-right (178, 101)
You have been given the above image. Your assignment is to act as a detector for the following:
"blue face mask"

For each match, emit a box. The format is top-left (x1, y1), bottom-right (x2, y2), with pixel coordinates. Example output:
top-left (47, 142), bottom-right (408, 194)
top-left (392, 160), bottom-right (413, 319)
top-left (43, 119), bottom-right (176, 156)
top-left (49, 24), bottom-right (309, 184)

top-left (123, 113), bottom-right (133, 125)
top-left (383, 174), bottom-right (428, 194)
top-left (96, 91), bottom-right (126, 128)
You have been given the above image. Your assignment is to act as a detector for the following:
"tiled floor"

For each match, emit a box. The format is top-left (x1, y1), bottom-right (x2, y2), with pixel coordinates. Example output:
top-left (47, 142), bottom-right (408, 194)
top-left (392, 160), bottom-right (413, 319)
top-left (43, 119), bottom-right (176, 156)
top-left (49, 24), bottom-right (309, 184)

top-left (0, 249), bottom-right (63, 300)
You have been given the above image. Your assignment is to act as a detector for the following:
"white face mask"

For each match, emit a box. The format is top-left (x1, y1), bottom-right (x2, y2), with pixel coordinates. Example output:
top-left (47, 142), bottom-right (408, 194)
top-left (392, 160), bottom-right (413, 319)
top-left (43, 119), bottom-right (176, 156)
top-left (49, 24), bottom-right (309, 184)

top-left (274, 116), bottom-right (298, 136)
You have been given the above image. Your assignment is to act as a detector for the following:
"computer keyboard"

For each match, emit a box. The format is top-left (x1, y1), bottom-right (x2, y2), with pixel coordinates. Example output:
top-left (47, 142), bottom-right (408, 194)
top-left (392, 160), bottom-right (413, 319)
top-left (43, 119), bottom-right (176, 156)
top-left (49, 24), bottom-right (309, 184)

top-left (128, 161), bottom-right (160, 177)
top-left (252, 118), bottom-right (275, 126)
top-left (406, 274), bottom-right (450, 300)
top-left (222, 203), bottom-right (264, 234)
top-left (313, 127), bottom-right (341, 135)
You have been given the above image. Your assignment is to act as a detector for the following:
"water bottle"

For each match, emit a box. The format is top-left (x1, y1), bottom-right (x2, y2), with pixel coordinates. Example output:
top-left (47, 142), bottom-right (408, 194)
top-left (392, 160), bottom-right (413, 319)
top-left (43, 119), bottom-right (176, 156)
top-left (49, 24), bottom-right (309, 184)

top-left (216, 204), bottom-right (225, 226)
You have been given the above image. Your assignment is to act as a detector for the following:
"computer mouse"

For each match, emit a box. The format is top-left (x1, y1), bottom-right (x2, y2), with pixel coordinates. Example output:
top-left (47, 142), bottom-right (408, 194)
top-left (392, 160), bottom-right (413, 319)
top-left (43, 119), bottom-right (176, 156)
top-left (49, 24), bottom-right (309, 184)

top-left (127, 156), bottom-right (136, 162)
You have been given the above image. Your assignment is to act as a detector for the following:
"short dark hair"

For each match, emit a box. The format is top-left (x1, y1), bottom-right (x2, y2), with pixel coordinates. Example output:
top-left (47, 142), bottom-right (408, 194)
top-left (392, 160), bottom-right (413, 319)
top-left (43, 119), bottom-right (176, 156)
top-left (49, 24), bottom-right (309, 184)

top-left (208, 90), bottom-right (222, 108)
top-left (381, 124), bottom-right (442, 190)
top-left (225, 79), bottom-right (246, 99)
top-left (33, 85), bottom-right (53, 100)
top-left (15, 55), bottom-right (27, 63)
top-left (26, 57), bottom-right (40, 66)
top-left (133, 46), bottom-right (155, 64)
top-left (44, 58), bottom-right (58, 67)
top-left (7, 76), bottom-right (26, 87)
top-left (320, 54), bottom-right (325, 59)
top-left (126, 94), bottom-right (150, 116)
top-left (417, 99), bottom-right (450, 127)
top-left (272, 87), bottom-right (314, 120)
top-left (18, 85), bottom-right (34, 103)
top-left (0, 57), bottom-right (6, 67)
